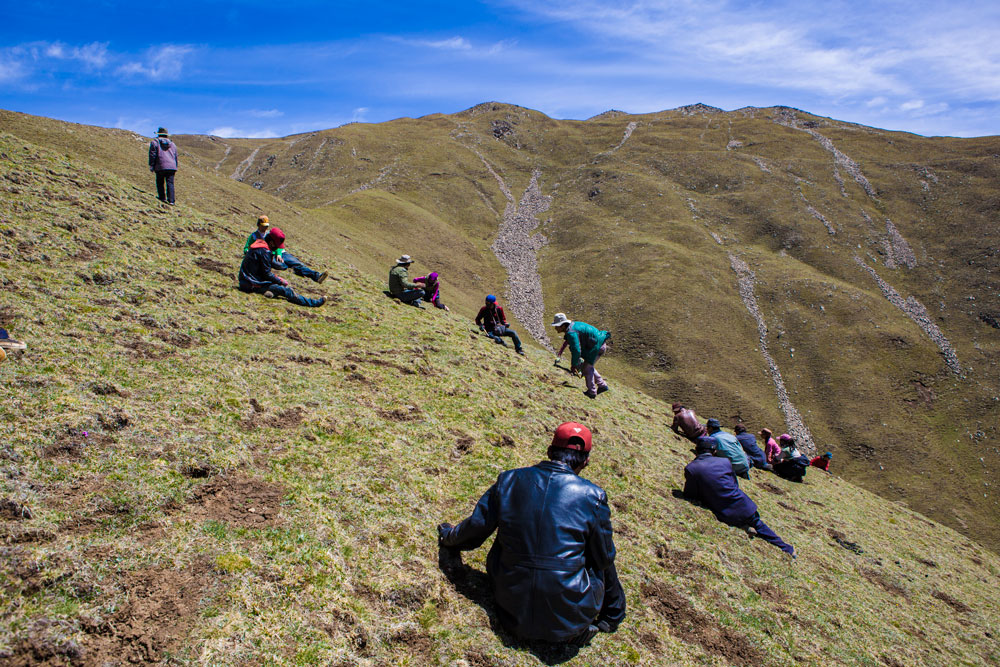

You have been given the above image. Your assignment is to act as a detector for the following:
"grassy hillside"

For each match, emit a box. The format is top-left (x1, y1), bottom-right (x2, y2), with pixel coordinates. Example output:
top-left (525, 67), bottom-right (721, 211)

top-left (163, 104), bottom-right (1000, 552)
top-left (2, 133), bottom-right (1000, 665)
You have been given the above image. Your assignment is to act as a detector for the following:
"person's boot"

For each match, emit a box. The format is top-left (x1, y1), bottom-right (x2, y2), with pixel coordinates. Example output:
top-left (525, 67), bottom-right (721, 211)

top-left (314, 297), bottom-right (326, 307)
top-left (570, 625), bottom-right (599, 647)
top-left (515, 348), bottom-right (525, 356)
top-left (583, 390), bottom-right (597, 399)
top-left (596, 384), bottom-right (609, 395)
top-left (316, 271), bottom-right (329, 284)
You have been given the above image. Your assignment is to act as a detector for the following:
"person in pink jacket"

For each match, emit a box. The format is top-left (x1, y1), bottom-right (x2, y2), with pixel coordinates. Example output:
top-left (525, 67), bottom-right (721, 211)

top-left (760, 428), bottom-right (781, 465)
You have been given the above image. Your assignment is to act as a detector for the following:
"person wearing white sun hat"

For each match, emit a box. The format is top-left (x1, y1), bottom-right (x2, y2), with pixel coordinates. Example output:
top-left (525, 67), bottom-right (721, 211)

top-left (552, 313), bottom-right (611, 399)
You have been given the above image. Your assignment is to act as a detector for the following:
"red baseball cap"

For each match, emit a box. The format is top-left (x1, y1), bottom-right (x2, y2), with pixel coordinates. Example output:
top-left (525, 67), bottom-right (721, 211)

top-left (267, 227), bottom-right (286, 249)
top-left (552, 422), bottom-right (592, 452)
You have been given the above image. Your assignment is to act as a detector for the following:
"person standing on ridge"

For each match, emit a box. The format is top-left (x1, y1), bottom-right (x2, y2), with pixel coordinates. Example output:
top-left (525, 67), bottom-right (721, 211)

top-left (670, 403), bottom-right (708, 442)
top-left (388, 255), bottom-right (424, 307)
top-left (238, 231), bottom-right (325, 308)
top-left (552, 313), bottom-right (610, 399)
top-left (267, 227), bottom-right (328, 284)
top-left (734, 423), bottom-right (771, 471)
top-left (476, 295), bottom-right (525, 355)
top-left (683, 437), bottom-right (795, 557)
top-left (706, 418), bottom-right (751, 479)
top-left (438, 421), bottom-right (626, 646)
top-left (414, 272), bottom-right (449, 311)
top-left (148, 127), bottom-right (178, 205)
top-left (810, 451), bottom-right (833, 474)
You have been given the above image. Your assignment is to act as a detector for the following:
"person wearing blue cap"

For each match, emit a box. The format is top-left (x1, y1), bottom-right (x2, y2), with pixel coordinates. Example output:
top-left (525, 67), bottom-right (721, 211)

top-left (706, 418), bottom-right (751, 478)
top-left (810, 451), bottom-right (833, 474)
top-left (475, 295), bottom-right (525, 355)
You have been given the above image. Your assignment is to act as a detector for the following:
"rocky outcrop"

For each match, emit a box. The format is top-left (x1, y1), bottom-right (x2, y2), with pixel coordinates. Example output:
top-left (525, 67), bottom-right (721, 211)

top-left (729, 253), bottom-right (816, 453)
top-left (854, 257), bottom-right (960, 374)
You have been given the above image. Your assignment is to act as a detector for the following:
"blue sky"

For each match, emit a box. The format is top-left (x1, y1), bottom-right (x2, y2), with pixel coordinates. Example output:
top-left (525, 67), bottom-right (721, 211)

top-left (2, 1), bottom-right (998, 138)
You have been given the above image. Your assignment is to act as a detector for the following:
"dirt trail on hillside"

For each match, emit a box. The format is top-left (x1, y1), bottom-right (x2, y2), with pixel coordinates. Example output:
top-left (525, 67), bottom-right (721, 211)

top-left (478, 155), bottom-right (554, 351)
top-left (599, 121), bottom-right (638, 157)
top-left (231, 147), bottom-right (260, 182)
top-left (854, 257), bottom-right (961, 374)
top-left (729, 254), bottom-right (816, 453)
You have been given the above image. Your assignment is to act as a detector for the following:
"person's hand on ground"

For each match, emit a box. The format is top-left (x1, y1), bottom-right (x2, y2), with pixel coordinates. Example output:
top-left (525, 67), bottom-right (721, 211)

top-left (278, 276), bottom-right (290, 287)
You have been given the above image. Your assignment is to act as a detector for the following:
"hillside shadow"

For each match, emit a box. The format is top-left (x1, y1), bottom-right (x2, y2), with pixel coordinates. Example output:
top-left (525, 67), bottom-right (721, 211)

top-left (438, 546), bottom-right (584, 665)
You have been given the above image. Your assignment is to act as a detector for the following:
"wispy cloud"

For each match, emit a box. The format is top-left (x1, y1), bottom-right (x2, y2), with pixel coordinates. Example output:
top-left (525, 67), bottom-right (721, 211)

top-left (248, 108), bottom-right (284, 118)
top-left (421, 36), bottom-right (472, 50)
top-left (117, 45), bottom-right (194, 81)
top-left (208, 126), bottom-right (278, 139)
top-left (44, 42), bottom-right (110, 69)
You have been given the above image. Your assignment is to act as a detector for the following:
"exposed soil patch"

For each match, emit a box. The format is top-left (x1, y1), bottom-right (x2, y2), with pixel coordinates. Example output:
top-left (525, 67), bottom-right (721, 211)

top-left (2, 527), bottom-right (56, 545)
top-left (189, 475), bottom-right (285, 528)
top-left (122, 336), bottom-right (172, 359)
top-left (1, 498), bottom-right (31, 520)
top-left (493, 434), bottom-right (515, 448)
top-left (0, 548), bottom-right (68, 596)
top-left (641, 582), bottom-right (762, 665)
top-left (193, 256), bottom-right (230, 275)
top-left (98, 410), bottom-right (130, 431)
top-left (73, 559), bottom-right (215, 665)
top-left (757, 481), bottom-right (786, 495)
top-left (638, 631), bottom-right (662, 650)
top-left (749, 580), bottom-right (788, 604)
top-left (289, 354), bottom-right (330, 365)
top-left (242, 406), bottom-right (306, 430)
top-left (862, 569), bottom-right (909, 598)
top-left (153, 329), bottom-right (196, 348)
top-left (449, 429), bottom-right (475, 459)
top-left (828, 529), bottom-right (864, 555)
top-left (377, 405), bottom-right (424, 422)
top-left (915, 557), bottom-right (938, 568)
top-left (655, 545), bottom-right (696, 574)
top-left (69, 239), bottom-right (104, 261)
top-left (43, 428), bottom-right (115, 460)
top-left (90, 382), bottom-right (129, 397)
top-left (778, 501), bottom-right (799, 512)
top-left (386, 626), bottom-right (434, 662)
top-left (931, 590), bottom-right (971, 614)
top-left (344, 352), bottom-right (416, 375)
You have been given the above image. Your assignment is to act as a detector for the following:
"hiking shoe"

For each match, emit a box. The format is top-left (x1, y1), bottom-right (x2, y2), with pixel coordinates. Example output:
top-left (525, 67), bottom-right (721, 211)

top-left (494, 338), bottom-right (507, 346)
top-left (0, 330), bottom-right (26, 351)
top-left (516, 348), bottom-right (525, 356)
top-left (571, 625), bottom-right (599, 647)
top-left (315, 297), bottom-right (326, 307)
top-left (583, 390), bottom-right (597, 399)
top-left (263, 291), bottom-right (276, 299)
top-left (596, 384), bottom-right (609, 395)
top-left (316, 271), bottom-right (329, 284)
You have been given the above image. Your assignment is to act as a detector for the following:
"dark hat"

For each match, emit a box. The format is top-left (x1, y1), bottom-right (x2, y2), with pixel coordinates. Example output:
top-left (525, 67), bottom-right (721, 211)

top-left (734, 423), bottom-right (747, 434)
top-left (706, 418), bottom-right (721, 430)
top-left (695, 436), bottom-right (717, 452)
top-left (156, 127), bottom-right (169, 136)
top-left (552, 422), bottom-right (592, 452)
top-left (671, 402), bottom-right (683, 412)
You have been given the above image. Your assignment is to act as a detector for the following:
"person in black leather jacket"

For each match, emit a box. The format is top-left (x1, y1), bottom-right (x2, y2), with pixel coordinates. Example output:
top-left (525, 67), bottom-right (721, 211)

top-left (438, 422), bottom-right (626, 646)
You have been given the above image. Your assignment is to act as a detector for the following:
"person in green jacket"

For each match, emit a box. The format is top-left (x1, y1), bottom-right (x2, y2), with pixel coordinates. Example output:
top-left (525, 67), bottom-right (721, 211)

top-left (552, 312), bottom-right (610, 398)
top-left (388, 254), bottom-right (424, 307)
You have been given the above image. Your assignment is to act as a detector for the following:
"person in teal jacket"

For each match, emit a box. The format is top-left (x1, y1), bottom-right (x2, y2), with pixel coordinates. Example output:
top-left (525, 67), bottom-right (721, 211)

top-left (706, 418), bottom-right (751, 479)
top-left (552, 312), bottom-right (610, 398)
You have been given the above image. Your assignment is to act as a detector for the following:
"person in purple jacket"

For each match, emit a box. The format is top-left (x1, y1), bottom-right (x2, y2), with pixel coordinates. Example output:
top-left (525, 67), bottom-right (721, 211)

top-left (148, 127), bottom-right (178, 205)
top-left (683, 437), bottom-right (795, 557)
top-left (414, 272), bottom-right (449, 311)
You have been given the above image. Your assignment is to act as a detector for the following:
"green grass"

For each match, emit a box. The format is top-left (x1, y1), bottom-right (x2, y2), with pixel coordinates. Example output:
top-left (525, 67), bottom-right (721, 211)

top-left (0, 130), bottom-right (998, 665)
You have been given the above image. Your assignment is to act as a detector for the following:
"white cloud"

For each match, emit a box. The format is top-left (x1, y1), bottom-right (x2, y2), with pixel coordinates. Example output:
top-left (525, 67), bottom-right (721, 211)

top-left (43, 41), bottom-right (109, 69)
top-left (900, 99), bottom-right (924, 111)
top-left (421, 37), bottom-right (472, 50)
top-left (866, 96), bottom-right (888, 107)
top-left (248, 109), bottom-right (284, 118)
top-left (117, 45), bottom-right (193, 80)
top-left (0, 57), bottom-right (25, 82)
top-left (208, 126), bottom-right (278, 139)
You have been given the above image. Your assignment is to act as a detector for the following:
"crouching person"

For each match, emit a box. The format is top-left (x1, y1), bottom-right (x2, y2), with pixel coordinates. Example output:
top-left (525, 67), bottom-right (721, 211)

top-left (684, 437), bottom-right (795, 557)
top-left (238, 236), bottom-right (325, 307)
top-left (438, 422), bottom-right (626, 646)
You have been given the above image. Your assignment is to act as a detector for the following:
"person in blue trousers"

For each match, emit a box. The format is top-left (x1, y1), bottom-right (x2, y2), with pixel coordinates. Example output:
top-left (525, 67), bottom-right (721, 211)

top-left (238, 236), bottom-right (325, 307)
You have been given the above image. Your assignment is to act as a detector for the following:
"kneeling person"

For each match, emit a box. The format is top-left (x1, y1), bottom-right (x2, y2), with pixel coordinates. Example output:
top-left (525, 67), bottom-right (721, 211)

top-left (438, 422), bottom-right (626, 645)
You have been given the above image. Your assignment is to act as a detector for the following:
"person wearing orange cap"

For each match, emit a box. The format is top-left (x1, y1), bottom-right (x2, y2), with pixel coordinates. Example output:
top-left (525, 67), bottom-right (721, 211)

top-left (243, 215), bottom-right (271, 255)
top-left (438, 422), bottom-right (626, 646)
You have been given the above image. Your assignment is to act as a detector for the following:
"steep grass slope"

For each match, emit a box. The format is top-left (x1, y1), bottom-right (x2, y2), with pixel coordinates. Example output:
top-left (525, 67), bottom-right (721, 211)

top-left (2, 134), bottom-right (999, 665)
top-left (168, 104), bottom-right (1000, 551)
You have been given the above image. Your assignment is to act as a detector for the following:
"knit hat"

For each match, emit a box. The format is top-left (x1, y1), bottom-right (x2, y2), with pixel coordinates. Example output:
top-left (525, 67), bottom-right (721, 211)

top-left (396, 254), bottom-right (413, 264)
top-left (156, 127), bottom-right (169, 136)
top-left (428, 272), bottom-right (438, 280)
top-left (551, 312), bottom-right (571, 327)
top-left (824, 452), bottom-right (833, 458)
top-left (267, 227), bottom-right (286, 249)
top-left (552, 422), bottom-right (592, 452)
top-left (779, 434), bottom-right (793, 445)
top-left (257, 215), bottom-right (270, 227)
top-left (486, 295), bottom-right (496, 303)
top-left (706, 418), bottom-right (721, 430)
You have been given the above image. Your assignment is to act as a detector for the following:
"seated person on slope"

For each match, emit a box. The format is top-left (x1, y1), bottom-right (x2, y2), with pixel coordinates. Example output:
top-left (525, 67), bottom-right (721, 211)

top-left (670, 402), bottom-right (708, 442)
top-left (476, 295), bottom-right (525, 355)
top-left (684, 436), bottom-right (795, 557)
top-left (438, 422), bottom-right (626, 646)
top-left (388, 254), bottom-right (424, 307)
top-left (734, 423), bottom-right (772, 471)
top-left (238, 233), bottom-right (325, 308)
top-left (810, 451), bottom-right (833, 474)
top-left (413, 271), bottom-right (449, 311)
top-left (706, 418), bottom-right (751, 479)
top-left (772, 434), bottom-right (810, 483)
